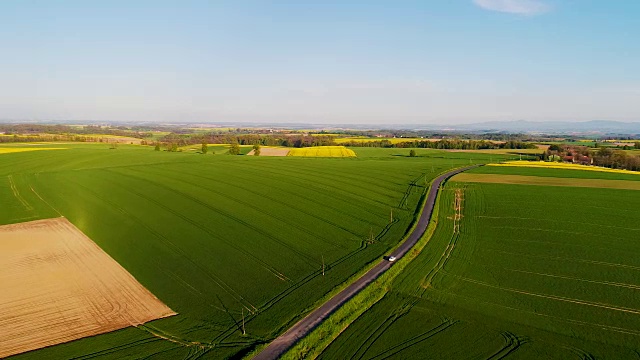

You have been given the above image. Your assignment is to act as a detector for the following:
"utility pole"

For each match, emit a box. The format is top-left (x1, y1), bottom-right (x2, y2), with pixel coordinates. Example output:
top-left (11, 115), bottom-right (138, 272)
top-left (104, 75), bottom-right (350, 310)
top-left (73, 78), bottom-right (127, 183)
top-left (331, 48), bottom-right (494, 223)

top-left (322, 255), bottom-right (325, 276)
top-left (390, 208), bottom-right (393, 223)
top-left (242, 308), bottom-right (246, 335)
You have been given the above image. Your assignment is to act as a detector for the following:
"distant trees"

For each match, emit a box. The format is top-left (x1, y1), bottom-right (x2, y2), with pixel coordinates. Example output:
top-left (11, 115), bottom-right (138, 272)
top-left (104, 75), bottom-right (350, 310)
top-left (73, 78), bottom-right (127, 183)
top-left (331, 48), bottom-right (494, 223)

top-left (0, 124), bottom-right (151, 140)
top-left (159, 133), bottom-right (336, 148)
top-left (635, 142), bottom-right (640, 150)
top-left (253, 144), bottom-right (261, 156)
top-left (154, 143), bottom-right (161, 151)
top-left (409, 149), bottom-right (416, 157)
top-left (201, 142), bottom-right (208, 154)
top-left (548, 144), bottom-right (563, 152)
top-left (339, 138), bottom-right (537, 150)
top-left (228, 143), bottom-right (241, 155)
top-left (166, 143), bottom-right (179, 152)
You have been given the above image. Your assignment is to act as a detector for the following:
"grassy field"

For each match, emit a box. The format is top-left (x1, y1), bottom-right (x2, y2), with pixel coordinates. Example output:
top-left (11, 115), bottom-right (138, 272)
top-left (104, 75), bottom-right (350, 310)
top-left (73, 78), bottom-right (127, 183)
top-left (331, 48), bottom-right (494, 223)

top-left (0, 143), bottom-right (513, 359)
top-left (319, 167), bottom-right (640, 359)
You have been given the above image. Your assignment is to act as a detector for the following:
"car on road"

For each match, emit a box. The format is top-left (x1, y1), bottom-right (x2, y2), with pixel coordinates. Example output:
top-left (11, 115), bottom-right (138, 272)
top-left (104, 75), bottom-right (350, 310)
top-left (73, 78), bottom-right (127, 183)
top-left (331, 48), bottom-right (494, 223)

top-left (388, 256), bottom-right (397, 262)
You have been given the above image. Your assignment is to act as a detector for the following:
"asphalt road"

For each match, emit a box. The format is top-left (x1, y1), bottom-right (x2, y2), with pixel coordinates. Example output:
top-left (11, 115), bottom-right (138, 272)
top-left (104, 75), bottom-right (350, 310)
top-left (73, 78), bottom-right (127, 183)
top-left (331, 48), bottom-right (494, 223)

top-left (253, 165), bottom-right (477, 360)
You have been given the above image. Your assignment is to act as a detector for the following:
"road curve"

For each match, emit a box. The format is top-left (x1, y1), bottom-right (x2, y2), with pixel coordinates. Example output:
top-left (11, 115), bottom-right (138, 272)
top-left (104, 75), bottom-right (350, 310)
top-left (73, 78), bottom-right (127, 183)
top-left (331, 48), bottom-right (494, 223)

top-left (254, 165), bottom-right (478, 360)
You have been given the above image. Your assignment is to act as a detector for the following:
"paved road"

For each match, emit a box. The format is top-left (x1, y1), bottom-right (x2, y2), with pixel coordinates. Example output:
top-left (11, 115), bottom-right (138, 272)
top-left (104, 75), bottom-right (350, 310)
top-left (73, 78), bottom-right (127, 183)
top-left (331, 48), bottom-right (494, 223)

top-left (254, 165), bottom-right (477, 360)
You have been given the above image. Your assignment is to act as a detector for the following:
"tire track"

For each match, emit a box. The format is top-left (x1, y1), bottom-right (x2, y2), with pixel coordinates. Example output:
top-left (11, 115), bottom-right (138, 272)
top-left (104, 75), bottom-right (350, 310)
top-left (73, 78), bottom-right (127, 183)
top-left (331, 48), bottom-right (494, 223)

top-left (486, 332), bottom-right (527, 360)
top-left (7, 175), bottom-right (33, 211)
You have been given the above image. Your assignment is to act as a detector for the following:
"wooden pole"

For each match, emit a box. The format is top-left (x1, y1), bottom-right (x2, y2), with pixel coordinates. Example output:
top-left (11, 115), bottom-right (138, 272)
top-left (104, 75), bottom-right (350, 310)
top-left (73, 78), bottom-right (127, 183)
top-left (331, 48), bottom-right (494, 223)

top-left (242, 308), bottom-right (246, 335)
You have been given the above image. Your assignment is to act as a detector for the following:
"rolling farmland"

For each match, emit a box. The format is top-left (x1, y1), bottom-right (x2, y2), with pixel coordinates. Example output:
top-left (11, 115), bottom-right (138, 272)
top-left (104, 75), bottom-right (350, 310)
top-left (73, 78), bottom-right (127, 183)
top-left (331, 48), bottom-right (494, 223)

top-left (320, 167), bottom-right (640, 359)
top-left (0, 143), bottom-right (500, 359)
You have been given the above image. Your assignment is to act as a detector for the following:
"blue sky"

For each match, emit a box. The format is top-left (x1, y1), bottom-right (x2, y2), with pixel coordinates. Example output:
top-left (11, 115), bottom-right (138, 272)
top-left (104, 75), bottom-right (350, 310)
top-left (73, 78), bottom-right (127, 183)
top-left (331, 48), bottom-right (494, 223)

top-left (1, 0), bottom-right (638, 124)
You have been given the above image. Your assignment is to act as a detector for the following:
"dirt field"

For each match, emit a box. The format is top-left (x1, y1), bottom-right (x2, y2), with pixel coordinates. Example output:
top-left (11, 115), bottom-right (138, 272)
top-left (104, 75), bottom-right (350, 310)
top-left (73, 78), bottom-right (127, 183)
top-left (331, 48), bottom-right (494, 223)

top-left (0, 218), bottom-right (175, 358)
top-left (451, 173), bottom-right (640, 190)
top-left (246, 147), bottom-right (290, 156)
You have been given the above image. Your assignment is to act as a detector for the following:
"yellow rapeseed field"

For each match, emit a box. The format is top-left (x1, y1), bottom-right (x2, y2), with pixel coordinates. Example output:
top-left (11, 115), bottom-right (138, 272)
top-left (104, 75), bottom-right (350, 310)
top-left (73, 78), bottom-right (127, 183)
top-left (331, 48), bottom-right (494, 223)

top-left (288, 146), bottom-right (356, 157)
top-left (489, 160), bottom-right (640, 175)
top-left (0, 147), bottom-right (67, 154)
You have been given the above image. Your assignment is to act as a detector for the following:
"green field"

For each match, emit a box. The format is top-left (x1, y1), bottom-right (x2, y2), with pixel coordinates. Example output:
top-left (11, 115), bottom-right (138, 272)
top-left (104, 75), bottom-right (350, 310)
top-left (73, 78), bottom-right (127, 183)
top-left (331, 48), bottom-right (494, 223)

top-left (320, 169), bottom-right (640, 359)
top-left (0, 143), bottom-right (513, 359)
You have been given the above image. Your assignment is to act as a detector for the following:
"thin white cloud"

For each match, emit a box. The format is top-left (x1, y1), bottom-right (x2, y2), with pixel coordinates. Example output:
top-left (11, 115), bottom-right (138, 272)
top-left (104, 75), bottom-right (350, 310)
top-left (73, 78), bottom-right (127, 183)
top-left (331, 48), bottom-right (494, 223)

top-left (473, 0), bottom-right (551, 15)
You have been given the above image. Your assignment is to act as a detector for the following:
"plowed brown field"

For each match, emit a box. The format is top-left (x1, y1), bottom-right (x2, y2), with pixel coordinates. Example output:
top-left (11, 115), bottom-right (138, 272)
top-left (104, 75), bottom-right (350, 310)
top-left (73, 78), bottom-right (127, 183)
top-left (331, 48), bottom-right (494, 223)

top-left (0, 218), bottom-right (176, 358)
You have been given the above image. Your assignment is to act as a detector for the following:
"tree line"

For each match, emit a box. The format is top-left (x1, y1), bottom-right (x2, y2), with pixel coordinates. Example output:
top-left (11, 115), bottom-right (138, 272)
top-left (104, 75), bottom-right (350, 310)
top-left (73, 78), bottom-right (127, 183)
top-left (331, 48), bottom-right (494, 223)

top-left (0, 124), bottom-right (151, 138)
top-left (158, 134), bottom-right (336, 148)
top-left (340, 139), bottom-right (537, 150)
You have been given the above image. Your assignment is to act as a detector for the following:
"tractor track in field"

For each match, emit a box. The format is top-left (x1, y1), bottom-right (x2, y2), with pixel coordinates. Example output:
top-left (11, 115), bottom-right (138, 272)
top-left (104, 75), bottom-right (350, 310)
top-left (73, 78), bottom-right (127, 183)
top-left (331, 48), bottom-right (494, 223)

top-left (486, 332), bottom-right (527, 360)
top-left (253, 165), bottom-right (478, 360)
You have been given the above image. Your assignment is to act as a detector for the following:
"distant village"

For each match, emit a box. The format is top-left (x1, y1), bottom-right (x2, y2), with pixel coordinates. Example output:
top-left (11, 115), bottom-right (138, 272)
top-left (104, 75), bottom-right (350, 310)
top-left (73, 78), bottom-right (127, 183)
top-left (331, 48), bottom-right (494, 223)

top-left (544, 143), bottom-right (640, 171)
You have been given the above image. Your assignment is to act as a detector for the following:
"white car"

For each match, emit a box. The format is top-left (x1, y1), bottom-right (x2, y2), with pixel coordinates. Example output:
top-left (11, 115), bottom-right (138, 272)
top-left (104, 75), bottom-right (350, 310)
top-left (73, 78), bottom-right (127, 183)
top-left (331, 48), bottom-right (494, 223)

top-left (388, 256), bottom-right (397, 262)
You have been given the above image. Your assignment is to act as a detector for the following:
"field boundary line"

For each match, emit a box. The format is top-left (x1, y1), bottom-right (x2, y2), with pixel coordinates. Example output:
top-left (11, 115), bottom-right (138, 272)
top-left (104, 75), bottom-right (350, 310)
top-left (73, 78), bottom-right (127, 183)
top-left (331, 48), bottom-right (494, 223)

top-left (505, 268), bottom-right (640, 290)
top-left (29, 183), bottom-right (62, 216)
top-left (477, 215), bottom-right (640, 232)
top-left (486, 249), bottom-right (640, 271)
top-left (424, 286), bottom-right (640, 338)
top-left (450, 274), bottom-right (640, 315)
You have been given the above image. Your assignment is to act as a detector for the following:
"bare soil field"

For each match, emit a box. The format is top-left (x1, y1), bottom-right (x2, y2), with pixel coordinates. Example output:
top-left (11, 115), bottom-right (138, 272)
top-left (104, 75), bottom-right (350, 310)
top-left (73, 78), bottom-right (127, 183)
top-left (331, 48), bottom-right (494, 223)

top-left (452, 172), bottom-right (640, 190)
top-left (246, 147), bottom-right (290, 156)
top-left (0, 218), bottom-right (175, 358)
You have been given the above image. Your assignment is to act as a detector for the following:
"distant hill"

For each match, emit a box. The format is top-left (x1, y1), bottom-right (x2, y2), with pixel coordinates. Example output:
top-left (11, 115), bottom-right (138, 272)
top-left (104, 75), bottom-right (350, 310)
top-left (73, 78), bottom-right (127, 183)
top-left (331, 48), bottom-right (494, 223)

top-left (443, 120), bottom-right (640, 135)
